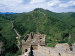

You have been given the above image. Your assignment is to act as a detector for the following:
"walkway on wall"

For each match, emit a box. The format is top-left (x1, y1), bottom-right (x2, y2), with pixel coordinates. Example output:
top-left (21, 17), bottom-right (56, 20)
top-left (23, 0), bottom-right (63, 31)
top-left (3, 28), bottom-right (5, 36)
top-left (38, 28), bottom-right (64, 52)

top-left (33, 50), bottom-right (50, 56)
top-left (11, 21), bottom-right (21, 38)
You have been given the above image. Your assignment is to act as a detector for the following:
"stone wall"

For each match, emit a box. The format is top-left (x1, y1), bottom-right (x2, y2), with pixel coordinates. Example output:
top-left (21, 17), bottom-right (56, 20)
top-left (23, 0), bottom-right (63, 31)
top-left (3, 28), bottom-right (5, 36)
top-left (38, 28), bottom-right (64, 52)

top-left (19, 45), bottom-right (31, 56)
top-left (32, 46), bottom-right (38, 50)
top-left (38, 44), bottom-right (51, 54)
top-left (38, 43), bottom-right (75, 56)
top-left (72, 43), bottom-right (75, 52)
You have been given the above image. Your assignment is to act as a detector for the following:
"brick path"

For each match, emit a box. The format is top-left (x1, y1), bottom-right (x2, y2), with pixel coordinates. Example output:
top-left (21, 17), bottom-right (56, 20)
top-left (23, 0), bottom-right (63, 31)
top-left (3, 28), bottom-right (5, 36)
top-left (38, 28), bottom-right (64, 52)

top-left (33, 50), bottom-right (50, 56)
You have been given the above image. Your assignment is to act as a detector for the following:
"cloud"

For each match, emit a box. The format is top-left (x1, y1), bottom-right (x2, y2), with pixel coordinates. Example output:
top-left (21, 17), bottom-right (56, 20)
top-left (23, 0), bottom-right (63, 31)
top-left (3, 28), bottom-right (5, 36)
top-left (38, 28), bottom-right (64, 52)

top-left (0, 0), bottom-right (75, 13)
top-left (0, 0), bottom-right (23, 6)
top-left (48, 0), bottom-right (61, 7)
top-left (59, 0), bottom-right (75, 8)
top-left (30, 0), bottom-right (46, 4)
top-left (0, 0), bottom-right (24, 12)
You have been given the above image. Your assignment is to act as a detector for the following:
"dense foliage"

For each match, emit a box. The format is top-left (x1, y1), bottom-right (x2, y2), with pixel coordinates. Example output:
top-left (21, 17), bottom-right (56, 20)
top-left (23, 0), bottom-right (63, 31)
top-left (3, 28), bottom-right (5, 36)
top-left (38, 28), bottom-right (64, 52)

top-left (14, 8), bottom-right (75, 43)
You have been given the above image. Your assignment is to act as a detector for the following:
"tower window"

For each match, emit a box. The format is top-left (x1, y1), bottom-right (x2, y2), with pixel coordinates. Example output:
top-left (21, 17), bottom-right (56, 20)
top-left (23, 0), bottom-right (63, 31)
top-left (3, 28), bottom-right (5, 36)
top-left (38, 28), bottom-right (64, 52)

top-left (25, 49), bottom-right (28, 52)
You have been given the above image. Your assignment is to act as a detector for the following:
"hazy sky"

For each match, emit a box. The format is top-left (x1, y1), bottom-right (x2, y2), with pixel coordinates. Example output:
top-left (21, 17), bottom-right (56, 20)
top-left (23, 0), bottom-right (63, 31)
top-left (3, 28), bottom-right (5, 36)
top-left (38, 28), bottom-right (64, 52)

top-left (0, 0), bottom-right (75, 13)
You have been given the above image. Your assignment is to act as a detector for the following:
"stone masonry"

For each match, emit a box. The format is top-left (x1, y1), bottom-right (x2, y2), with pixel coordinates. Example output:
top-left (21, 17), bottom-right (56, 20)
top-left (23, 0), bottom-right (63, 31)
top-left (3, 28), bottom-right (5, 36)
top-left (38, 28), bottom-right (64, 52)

top-left (19, 32), bottom-right (75, 56)
top-left (38, 43), bottom-right (75, 56)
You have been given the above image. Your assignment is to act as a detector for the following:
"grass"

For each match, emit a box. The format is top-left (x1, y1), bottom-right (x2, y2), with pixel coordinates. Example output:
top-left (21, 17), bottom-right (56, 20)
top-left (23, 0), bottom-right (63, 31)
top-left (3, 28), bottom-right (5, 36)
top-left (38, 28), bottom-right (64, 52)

top-left (46, 35), bottom-right (59, 47)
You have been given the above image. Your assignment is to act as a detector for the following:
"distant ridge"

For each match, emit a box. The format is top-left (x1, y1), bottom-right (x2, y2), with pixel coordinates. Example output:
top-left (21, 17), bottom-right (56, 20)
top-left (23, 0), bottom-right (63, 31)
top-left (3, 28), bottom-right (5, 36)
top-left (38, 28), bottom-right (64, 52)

top-left (0, 12), bottom-right (16, 14)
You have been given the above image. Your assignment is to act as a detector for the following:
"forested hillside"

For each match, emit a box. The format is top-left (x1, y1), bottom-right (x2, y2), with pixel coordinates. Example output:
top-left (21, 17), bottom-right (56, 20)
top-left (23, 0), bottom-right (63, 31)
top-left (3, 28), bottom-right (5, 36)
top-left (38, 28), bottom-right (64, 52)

top-left (0, 8), bottom-right (75, 55)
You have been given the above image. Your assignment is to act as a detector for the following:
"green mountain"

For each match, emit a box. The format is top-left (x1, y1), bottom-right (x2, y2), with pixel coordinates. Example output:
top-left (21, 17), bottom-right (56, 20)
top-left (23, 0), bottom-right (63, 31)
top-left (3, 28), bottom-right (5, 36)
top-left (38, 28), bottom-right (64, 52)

top-left (0, 8), bottom-right (75, 55)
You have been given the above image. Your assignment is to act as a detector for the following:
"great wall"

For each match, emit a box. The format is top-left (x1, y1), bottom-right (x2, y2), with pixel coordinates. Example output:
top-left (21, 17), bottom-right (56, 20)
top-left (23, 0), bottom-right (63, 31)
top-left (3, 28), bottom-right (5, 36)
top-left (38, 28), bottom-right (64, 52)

top-left (1, 22), bottom-right (74, 56)
top-left (16, 32), bottom-right (75, 56)
top-left (11, 22), bottom-right (75, 56)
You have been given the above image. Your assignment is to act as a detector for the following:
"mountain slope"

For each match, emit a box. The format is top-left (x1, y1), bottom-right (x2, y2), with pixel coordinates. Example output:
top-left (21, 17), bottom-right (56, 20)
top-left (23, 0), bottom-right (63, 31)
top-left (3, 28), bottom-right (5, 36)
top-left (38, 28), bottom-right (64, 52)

top-left (0, 8), bottom-right (75, 55)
